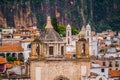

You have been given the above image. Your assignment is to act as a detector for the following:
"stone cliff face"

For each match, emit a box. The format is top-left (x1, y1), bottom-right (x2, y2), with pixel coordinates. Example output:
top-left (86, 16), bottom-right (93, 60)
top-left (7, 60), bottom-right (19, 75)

top-left (0, 11), bottom-right (7, 28)
top-left (0, 0), bottom-right (37, 28)
top-left (13, 1), bottom-right (37, 28)
top-left (0, 0), bottom-right (120, 32)
top-left (0, 0), bottom-right (92, 29)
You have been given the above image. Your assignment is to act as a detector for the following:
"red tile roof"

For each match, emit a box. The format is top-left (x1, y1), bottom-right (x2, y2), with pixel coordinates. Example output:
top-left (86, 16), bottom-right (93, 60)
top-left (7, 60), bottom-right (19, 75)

top-left (109, 70), bottom-right (120, 77)
top-left (13, 34), bottom-right (30, 37)
top-left (0, 58), bottom-right (7, 64)
top-left (0, 45), bottom-right (23, 52)
top-left (21, 38), bottom-right (34, 42)
top-left (6, 63), bottom-right (13, 69)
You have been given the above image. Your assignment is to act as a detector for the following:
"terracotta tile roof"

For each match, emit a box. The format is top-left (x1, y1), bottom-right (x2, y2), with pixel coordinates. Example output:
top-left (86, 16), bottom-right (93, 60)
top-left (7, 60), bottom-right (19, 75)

top-left (6, 63), bottom-right (13, 69)
top-left (90, 72), bottom-right (98, 78)
top-left (13, 34), bottom-right (30, 37)
top-left (109, 70), bottom-right (120, 77)
top-left (23, 27), bottom-right (39, 32)
top-left (91, 60), bottom-right (108, 68)
top-left (0, 58), bottom-right (7, 64)
top-left (14, 61), bottom-right (20, 65)
top-left (21, 38), bottom-right (34, 42)
top-left (0, 45), bottom-right (23, 52)
top-left (65, 53), bottom-right (72, 58)
top-left (101, 44), bottom-right (107, 48)
top-left (2, 43), bottom-right (20, 46)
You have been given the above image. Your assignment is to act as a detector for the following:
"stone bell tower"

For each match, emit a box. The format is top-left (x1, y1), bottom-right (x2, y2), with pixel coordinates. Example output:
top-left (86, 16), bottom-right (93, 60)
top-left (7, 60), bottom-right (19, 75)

top-left (86, 24), bottom-right (92, 56)
top-left (76, 26), bottom-right (89, 58)
top-left (66, 24), bottom-right (72, 45)
top-left (76, 37), bottom-right (89, 58)
top-left (76, 26), bottom-right (90, 80)
top-left (30, 38), bottom-right (44, 59)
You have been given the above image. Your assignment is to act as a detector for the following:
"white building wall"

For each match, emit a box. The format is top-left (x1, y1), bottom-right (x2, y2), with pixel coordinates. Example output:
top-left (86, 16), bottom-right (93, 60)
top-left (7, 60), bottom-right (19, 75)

top-left (0, 32), bottom-right (1, 39)
top-left (13, 36), bottom-right (21, 39)
top-left (90, 68), bottom-right (108, 78)
top-left (105, 40), bottom-right (111, 46)
top-left (118, 32), bottom-right (120, 36)
top-left (21, 42), bottom-right (31, 62)
top-left (21, 42), bottom-right (31, 51)
top-left (66, 40), bottom-right (76, 54)
top-left (65, 24), bottom-right (77, 55)
top-left (86, 24), bottom-right (92, 56)
top-left (2, 29), bottom-right (14, 34)
top-left (23, 50), bottom-right (30, 62)
top-left (104, 53), bottom-right (117, 58)
top-left (92, 41), bottom-right (98, 56)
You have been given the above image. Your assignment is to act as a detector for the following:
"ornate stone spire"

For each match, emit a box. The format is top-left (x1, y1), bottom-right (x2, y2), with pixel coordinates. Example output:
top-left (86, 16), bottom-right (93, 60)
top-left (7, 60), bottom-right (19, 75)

top-left (45, 16), bottom-right (53, 29)
top-left (79, 25), bottom-right (86, 38)
top-left (40, 16), bottom-right (63, 42)
top-left (81, 25), bottom-right (86, 31)
top-left (66, 24), bottom-right (71, 29)
top-left (86, 24), bottom-right (91, 30)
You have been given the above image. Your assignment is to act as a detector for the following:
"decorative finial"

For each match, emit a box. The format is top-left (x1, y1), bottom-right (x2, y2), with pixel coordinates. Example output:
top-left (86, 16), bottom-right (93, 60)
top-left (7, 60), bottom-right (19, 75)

top-left (78, 25), bottom-right (86, 39)
top-left (67, 24), bottom-right (71, 28)
top-left (86, 24), bottom-right (91, 30)
top-left (45, 16), bottom-right (53, 29)
top-left (81, 25), bottom-right (85, 31)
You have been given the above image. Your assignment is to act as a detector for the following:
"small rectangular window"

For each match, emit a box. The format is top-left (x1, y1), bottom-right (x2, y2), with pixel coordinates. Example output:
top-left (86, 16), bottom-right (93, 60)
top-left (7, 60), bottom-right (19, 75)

top-left (49, 46), bottom-right (54, 55)
top-left (103, 62), bottom-right (106, 66)
top-left (109, 62), bottom-right (112, 67)
top-left (115, 63), bottom-right (119, 67)
top-left (61, 46), bottom-right (64, 55)
top-left (101, 69), bottom-right (104, 72)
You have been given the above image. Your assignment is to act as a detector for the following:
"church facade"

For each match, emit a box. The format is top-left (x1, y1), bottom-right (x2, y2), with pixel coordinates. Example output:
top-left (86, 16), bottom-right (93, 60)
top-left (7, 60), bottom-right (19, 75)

top-left (30, 16), bottom-right (90, 80)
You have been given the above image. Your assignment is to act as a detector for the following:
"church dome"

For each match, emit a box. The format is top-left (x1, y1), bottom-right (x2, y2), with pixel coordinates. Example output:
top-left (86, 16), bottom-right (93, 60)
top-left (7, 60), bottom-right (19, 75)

top-left (40, 16), bottom-right (63, 42)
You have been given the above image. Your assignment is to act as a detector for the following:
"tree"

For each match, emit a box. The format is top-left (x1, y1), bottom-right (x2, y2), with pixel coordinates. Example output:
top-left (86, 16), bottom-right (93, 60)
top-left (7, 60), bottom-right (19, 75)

top-left (71, 26), bottom-right (79, 35)
top-left (7, 56), bottom-right (16, 62)
top-left (51, 17), bottom-right (58, 32)
top-left (0, 53), bottom-right (5, 57)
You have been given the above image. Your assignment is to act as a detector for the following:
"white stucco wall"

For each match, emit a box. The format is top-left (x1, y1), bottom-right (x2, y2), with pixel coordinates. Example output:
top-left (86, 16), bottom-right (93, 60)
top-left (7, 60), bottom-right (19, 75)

top-left (90, 67), bottom-right (108, 78)
top-left (21, 42), bottom-right (31, 62)
top-left (92, 41), bottom-right (98, 56)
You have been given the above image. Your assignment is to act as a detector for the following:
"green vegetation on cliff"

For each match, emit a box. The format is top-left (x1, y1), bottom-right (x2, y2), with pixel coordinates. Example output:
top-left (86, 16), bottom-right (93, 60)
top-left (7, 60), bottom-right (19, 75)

top-left (0, 0), bottom-right (120, 32)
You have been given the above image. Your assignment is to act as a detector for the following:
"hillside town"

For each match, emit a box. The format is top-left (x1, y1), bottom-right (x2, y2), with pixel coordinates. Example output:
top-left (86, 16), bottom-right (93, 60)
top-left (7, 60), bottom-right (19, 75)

top-left (0, 16), bottom-right (120, 80)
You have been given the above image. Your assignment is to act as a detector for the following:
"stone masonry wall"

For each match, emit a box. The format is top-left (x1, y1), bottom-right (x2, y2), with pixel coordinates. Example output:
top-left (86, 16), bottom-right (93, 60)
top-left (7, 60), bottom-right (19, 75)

top-left (30, 60), bottom-right (90, 80)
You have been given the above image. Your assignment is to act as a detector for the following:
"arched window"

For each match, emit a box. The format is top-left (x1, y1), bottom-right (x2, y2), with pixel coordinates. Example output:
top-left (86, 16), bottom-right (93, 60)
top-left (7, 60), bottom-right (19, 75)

top-left (54, 75), bottom-right (69, 80)
top-left (99, 78), bottom-right (103, 80)
top-left (18, 53), bottom-right (24, 62)
top-left (12, 53), bottom-right (16, 57)
top-left (82, 43), bottom-right (85, 55)
top-left (36, 44), bottom-right (40, 56)
top-left (6, 53), bottom-right (11, 57)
